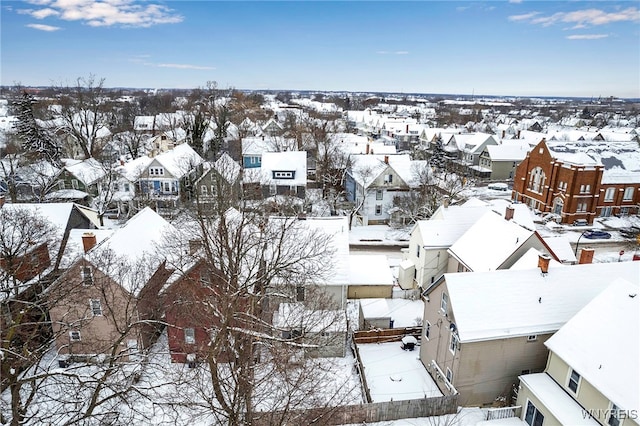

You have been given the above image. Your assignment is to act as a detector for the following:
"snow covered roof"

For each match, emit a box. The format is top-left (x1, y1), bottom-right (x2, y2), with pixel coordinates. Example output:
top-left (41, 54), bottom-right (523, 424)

top-left (349, 154), bottom-right (412, 188)
top-left (544, 278), bottom-right (639, 411)
top-left (152, 143), bottom-right (203, 178)
top-left (415, 206), bottom-right (491, 248)
top-left (214, 152), bottom-right (241, 183)
top-left (540, 235), bottom-right (577, 264)
top-left (300, 216), bottom-right (349, 286)
top-left (259, 151), bottom-right (307, 186)
top-left (448, 210), bottom-right (535, 272)
top-left (348, 254), bottom-right (394, 285)
top-left (443, 261), bottom-right (640, 342)
top-left (509, 247), bottom-right (562, 270)
top-left (486, 140), bottom-right (530, 161)
top-left (273, 302), bottom-right (347, 333)
top-left (63, 158), bottom-right (106, 185)
top-left (359, 298), bottom-right (424, 327)
top-left (518, 373), bottom-right (600, 425)
top-left (86, 207), bottom-right (176, 296)
top-left (118, 156), bottom-right (153, 181)
top-left (59, 228), bottom-right (115, 269)
top-left (241, 136), bottom-right (296, 155)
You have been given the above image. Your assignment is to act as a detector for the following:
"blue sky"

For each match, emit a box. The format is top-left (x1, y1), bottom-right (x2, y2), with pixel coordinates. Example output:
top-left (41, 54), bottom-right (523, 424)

top-left (2, 1), bottom-right (639, 98)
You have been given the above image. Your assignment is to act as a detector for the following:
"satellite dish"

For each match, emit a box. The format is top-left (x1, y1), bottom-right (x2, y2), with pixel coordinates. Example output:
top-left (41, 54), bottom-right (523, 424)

top-left (449, 323), bottom-right (457, 332)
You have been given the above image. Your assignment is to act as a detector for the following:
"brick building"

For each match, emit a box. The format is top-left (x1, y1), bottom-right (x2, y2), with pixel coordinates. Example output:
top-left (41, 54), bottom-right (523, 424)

top-left (512, 139), bottom-right (640, 224)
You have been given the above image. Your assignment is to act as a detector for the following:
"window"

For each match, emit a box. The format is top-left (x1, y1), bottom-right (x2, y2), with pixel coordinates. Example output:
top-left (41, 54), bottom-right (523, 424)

top-left (528, 167), bottom-right (546, 193)
top-left (58, 181), bottom-right (65, 190)
top-left (123, 183), bottom-right (130, 192)
top-left (269, 183), bottom-right (277, 195)
top-left (81, 266), bottom-right (94, 286)
top-left (149, 167), bottom-right (164, 176)
top-left (527, 335), bottom-right (537, 342)
top-left (296, 285), bottom-right (305, 302)
top-left (525, 400), bottom-right (545, 426)
top-left (623, 187), bottom-right (634, 201)
top-left (601, 206), bottom-right (612, 217)
top-left (608, 403), bottom-right (621, 426)
top-left (415, 244), bottom-right (420, 258)
top-left (424, 321), bottom-right (431, 340)
top-left (211, 185), bottom-right (216, 195)
top-left (376, 189), bottom-right (383, 200)
top-left (521, 369), bottom-right (531, 375)
top-left (577, 202), bottom-right (587, 212)
top-left (69, 330), bottom-right (81, 342)
top-left (162, 182), bottom-right (171, 193)
top-left (201, 185), bottom-right (208, 195)
top-left (184, 328), bottom-right (195, 344)
top-left (375, 204), bottom-right (382, 215)
top-left (449, 332), bottom-right (458, 354)
top-left (273, 171), bottom-right (294, 179)
top-left (441, 292), bottom-right (448, 313)
top-left (568, 369), bottom-right (581, 393)
top-left (446, 367), bottom-right (453, 382)
top-left (90, 299), bottom-right (102, 316)
top-left (604, 187), bottom-right (616, 202)
top-left (553, 198), bottom-right (563, 215)
top-left (580, 184), bottom-right (591, 194)
top-left (72, 179), bottom-right (79, 189)
top-left (199, 271), bottom-right (210, 287)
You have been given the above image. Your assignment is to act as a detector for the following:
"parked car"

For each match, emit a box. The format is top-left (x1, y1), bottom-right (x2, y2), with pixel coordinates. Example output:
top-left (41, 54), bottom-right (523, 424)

top-left (583, 230), bottom-right (611, 239)
top-left (573, 219), bottom-right (589, 226)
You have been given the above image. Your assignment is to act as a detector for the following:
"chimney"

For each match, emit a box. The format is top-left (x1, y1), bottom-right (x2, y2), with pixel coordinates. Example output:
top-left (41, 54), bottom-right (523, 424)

top-left (517, 130), bottom-right (521, 139)
top-left (443, 196), bottom-right (449, 208)
top-left (501, 130), bottom-right (505, 139)
top-left (82, 232), bottom-right (97, 253)
top-left (406, 124), bottom-right (409, 133)
top-left (538, 254), bottom-right (551, 274)
top-left (120, 159), bottom-right (125, 166)
top-left (366, 143), bottom-right (370, 154)
top-left (579, 248), bottom-right (595, 265)
top-left (505, 205), bottom-right (515, 221)
top-left (384, 155), bottom-right (389, 164)
top-left (0, 196), bottom-right (5, 208)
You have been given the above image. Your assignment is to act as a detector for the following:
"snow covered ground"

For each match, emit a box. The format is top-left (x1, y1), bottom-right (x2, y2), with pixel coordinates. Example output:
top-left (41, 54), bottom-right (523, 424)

top-left (357, 342), bottom-right (441, 402)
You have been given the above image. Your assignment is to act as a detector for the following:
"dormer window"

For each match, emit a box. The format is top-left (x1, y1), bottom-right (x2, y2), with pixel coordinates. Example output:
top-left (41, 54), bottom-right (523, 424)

top-left (273, 171), bottom-right (294, 179)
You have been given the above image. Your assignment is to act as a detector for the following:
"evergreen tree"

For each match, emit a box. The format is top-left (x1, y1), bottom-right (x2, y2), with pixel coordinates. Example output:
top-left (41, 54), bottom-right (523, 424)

top-left (12, 92), bottom-right (62, 167)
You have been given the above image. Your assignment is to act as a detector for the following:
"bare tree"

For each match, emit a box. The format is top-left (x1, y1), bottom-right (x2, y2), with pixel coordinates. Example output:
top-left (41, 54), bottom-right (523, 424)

top-left (155, 208), bottom-right (360, 425)
top-left (56, 75), bottom-right (112, 159)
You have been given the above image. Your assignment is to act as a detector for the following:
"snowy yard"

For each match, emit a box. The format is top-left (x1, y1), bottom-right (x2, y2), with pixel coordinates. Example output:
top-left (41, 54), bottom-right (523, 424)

top-left (357, 342), bottom-right (441, 402)
top-left (2, 332), bottom-right (364, 425)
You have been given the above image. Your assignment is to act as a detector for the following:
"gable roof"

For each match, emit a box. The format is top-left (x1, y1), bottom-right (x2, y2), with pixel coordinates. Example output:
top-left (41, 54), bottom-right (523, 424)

top-left (63, 158), bottom-right (107, 186)
top-left (152, 143), bottom-right (203, 178)
top-left (348, 254), bottom-right (394, 286)
top-left (86, 207), bottom-right (176, 295)
top-left (443, 261), bottom-right (640, 343)
top-left (545, 278), bottom-right (639, 411)
top-left (448, 210), bottom-right (535, 272)
top-left (259, 151), bottom-right (307, 186)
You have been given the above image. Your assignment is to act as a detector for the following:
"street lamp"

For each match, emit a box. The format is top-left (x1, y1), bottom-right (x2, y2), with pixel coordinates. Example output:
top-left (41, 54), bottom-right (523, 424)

top-left (574, 230), bottom-right (589, 257)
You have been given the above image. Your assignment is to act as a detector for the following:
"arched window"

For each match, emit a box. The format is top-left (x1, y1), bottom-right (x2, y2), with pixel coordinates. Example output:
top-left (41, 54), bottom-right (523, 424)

top-left (553, 197), bottom-right (563, 215)
top-left (528, 167), bottom-right (546, 193)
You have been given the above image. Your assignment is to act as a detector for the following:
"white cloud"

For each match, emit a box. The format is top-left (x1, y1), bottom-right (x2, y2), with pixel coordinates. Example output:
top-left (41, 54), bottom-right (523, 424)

top-left (508, 12), bottom-right (540, 22)
top-left (566, 34), bottom-right (609, 40)
top-left (19, 0), bottom-right (183, 28)
top-left (26, 23), bottom-right (61, 31)
top-left (508, 0), bottom-right (523, 3)
top-left (510, 7), bottom-right (640, 27)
